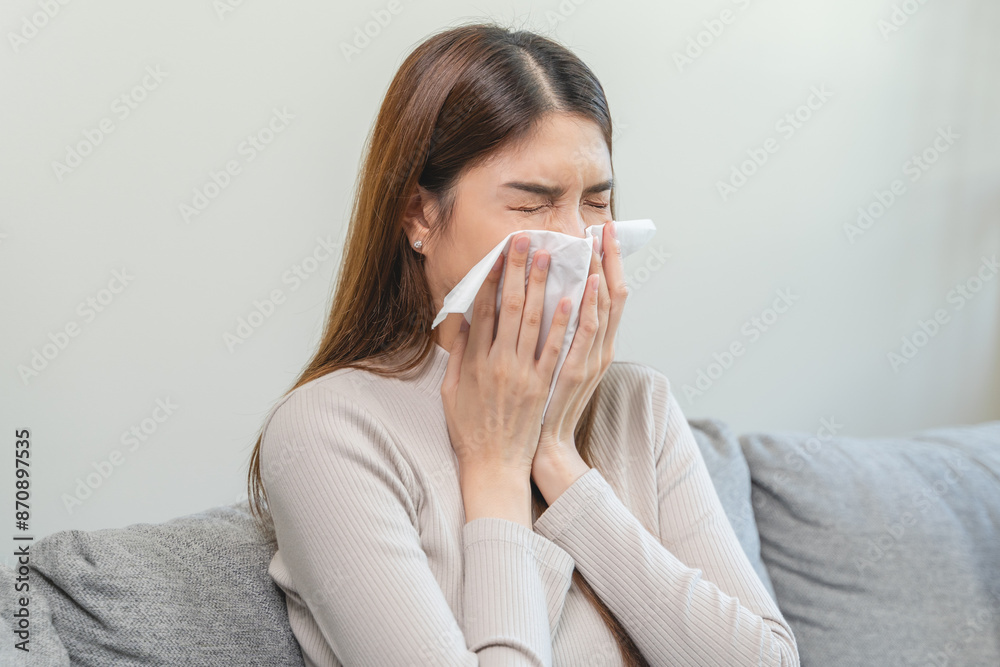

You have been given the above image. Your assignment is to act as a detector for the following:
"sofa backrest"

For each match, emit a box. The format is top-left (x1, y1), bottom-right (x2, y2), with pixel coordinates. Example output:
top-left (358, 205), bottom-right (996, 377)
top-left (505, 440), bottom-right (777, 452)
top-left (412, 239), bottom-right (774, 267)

top-left (0, 559), bottom-right (69, 666)
top-left (740, 419), bottom-right (1000, 666)
top-left (9, 418), bottom-right (999, 667)
top-left (25, 502), bottom-right (305, 667)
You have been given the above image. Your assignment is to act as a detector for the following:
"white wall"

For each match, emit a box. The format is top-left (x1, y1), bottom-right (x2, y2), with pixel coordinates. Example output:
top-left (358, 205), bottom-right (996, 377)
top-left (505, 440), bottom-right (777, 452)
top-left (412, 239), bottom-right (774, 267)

top-left (1, 0), bottom-right (997, 548)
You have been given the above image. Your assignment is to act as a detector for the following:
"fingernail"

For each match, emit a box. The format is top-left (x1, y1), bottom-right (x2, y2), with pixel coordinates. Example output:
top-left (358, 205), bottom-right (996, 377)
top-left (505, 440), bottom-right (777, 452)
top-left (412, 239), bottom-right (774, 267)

top-left (535, 252), bottom-right (549, 270)
top-left (609, 221), bottom-right (618, 239)
top-left (515, 236), bottom-right (529, 252)
top-left (460, 319), bottom-right (469, 332)
top-left (492, 254), bottom-right (503, 272)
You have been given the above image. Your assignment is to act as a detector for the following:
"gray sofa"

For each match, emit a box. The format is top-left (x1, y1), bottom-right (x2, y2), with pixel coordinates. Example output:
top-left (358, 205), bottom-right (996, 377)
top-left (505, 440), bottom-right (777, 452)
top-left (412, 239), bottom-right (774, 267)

top-left (3, 418), bottom-right (999, 666)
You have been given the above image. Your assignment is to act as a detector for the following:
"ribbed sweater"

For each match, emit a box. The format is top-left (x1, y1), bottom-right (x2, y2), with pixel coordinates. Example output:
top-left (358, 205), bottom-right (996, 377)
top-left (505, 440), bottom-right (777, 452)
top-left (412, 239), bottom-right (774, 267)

top-left (260, 341), bottom-right (800, 666)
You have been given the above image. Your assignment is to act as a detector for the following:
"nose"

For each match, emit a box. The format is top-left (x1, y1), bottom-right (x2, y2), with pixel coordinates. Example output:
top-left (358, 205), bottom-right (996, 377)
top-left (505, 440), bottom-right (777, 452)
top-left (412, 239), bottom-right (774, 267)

top-left (544, 209), bottom-right (587, 239)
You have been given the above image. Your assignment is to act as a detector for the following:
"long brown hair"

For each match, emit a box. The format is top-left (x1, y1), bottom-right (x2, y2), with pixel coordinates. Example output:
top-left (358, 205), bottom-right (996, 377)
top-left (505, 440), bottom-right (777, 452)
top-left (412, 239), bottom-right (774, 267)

top-left (246, 20), bottom-right (648, 666)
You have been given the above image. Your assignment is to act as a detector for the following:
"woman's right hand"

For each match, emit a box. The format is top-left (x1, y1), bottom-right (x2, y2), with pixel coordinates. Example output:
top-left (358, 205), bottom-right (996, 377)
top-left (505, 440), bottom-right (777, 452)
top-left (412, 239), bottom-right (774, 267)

top-left (440, 233), bottom-right (572, 521)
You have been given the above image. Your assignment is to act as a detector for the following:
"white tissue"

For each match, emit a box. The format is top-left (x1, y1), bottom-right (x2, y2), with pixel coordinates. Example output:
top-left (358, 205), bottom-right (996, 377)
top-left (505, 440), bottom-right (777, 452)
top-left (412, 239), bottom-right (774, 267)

top-left (431, 219), bottom-right (656, 422)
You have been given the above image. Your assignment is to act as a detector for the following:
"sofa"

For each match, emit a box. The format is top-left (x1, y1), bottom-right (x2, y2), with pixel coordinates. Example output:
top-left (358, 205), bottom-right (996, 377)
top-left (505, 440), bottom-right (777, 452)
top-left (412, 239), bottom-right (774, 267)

top-left (3, 417), bottom-right (999, 666)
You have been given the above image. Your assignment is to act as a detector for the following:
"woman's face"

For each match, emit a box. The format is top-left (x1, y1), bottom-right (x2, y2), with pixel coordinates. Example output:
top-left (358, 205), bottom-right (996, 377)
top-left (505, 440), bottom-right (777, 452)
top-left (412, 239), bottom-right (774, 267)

top-left (404, 112), bottom-right (613, 351)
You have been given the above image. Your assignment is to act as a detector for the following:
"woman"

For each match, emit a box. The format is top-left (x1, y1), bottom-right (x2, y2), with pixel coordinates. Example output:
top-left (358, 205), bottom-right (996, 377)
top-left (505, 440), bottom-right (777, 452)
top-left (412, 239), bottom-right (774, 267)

top-left (245, 20), bottom-right (800, 667)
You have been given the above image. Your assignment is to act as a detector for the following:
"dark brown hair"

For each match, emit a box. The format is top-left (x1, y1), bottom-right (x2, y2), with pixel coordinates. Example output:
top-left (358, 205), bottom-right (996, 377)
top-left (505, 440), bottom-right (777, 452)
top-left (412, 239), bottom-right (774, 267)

top-left (246, 19), bottom-right (648, 666)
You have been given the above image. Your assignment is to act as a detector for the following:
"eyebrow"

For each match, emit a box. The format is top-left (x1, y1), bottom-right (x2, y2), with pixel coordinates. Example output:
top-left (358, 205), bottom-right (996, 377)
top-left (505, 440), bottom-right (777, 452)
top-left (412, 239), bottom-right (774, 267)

top-left (501, 178), bottom-right (614, 198)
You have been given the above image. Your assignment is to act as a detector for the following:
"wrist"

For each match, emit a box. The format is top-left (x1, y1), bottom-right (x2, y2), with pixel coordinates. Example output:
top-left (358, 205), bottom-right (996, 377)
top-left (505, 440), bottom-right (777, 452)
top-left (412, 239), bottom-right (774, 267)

top-left (531, 446), bottom-right (590, 507)
top-left (459, 465), bottom-right (533, 528)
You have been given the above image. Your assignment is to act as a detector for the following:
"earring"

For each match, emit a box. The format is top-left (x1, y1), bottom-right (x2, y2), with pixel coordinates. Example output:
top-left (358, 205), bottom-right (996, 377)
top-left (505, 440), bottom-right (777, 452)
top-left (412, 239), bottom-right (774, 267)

top-left (413, 240), bottom-right (423, 249)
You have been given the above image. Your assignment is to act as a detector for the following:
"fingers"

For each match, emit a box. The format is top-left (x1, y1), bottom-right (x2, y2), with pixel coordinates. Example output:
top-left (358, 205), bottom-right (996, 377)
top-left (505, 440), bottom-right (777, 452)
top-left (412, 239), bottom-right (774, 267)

top-left (538, 296), bottom-right (572, 379)
top-left (494, 234), bottom-right (530, 352)
top-left (518, 249), bottom-right (550, 360)
top-left (601, 221), bottom-right (627, 358)
top-left (579, 266), bottom-right (602, 354)
top-left (554, 273), bottom-right (598, 387)
top-left (468, 253), bottom-right (504, 359)
top-left (443, 317), bottom-right (470, 396)
top-left (592, 232), bottom-right (612, 352)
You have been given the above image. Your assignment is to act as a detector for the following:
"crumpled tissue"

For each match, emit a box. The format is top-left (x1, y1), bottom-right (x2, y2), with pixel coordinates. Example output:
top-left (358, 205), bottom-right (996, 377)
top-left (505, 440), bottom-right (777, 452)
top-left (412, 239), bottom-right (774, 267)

top-left (431, 219), bottom-right (656, 422)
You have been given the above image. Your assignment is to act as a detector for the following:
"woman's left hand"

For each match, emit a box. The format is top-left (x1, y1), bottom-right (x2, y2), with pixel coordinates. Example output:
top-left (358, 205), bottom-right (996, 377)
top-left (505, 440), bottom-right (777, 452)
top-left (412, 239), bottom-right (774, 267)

top-left (532, 220), bottom-right (629, 469)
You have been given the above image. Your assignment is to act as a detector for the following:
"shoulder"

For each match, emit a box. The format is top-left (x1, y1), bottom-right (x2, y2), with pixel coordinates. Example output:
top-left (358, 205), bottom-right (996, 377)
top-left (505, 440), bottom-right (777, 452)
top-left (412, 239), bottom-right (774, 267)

top-left (259, 369), bottom-right (412, 482)
top-left (262, 370), bottom-right (368, 433)
top-left (604, 359), bottom-right (671, 397)
top-left (601, 360), bottom-right (674, 453)
top-left (262, 361), bottom-right (401, 434)
top-left (602, 359), bottom-right (672, 414)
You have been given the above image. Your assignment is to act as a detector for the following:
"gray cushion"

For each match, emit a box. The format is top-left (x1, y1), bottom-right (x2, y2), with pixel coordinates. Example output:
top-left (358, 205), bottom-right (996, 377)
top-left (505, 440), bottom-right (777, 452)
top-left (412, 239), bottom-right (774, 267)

top-left (740, 420), bottom-right (1000, 667)
top-left (688, 418), bottom-right (778, 604)
top-left (29, 500), bottom-right (305, 667)
top-left (0, 563), bottom-right (70, 666)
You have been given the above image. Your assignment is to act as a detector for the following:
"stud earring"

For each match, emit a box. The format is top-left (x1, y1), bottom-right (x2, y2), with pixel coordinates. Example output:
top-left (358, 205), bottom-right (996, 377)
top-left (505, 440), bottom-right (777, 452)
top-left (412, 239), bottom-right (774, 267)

top-left (413, 240), bottom-right (423, 249)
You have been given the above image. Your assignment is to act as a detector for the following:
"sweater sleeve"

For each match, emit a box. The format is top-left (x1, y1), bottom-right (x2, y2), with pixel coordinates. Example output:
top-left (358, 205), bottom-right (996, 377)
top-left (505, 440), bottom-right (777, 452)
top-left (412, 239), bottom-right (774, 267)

top-left (531, 372), bottom-right (800, 667)
top-left (260, 385), bottom-right (576, 667)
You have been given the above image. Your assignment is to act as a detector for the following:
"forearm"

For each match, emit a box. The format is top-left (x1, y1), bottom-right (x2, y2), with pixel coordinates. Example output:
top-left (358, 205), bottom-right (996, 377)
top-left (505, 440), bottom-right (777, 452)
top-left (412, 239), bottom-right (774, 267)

top-left (533, 468), bottom-right (800, 666)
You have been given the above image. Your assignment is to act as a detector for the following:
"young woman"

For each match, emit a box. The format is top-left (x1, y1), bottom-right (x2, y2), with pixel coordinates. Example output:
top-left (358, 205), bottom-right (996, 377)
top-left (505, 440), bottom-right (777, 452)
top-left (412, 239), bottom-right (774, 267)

top-left (246, 21), bottom-right (800, 667)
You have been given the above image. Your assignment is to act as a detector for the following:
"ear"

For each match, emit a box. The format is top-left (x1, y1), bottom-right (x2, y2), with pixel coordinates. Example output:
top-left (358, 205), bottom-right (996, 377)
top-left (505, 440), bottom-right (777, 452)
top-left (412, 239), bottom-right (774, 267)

top-left (401, 185), bottom-right (437, 248)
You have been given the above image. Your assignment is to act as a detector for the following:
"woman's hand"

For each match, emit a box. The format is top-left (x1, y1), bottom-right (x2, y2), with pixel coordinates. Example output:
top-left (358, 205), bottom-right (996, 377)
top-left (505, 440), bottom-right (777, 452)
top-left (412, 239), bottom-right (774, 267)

top-left (440, 233), bottom-right (574, 520)
top-left (532, 220), bottom-right (628, 471)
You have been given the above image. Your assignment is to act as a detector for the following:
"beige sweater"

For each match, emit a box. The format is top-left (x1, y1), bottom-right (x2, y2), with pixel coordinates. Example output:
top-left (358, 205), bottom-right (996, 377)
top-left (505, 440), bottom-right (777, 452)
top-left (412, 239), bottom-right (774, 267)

top-left (260, 341), bottom-right (800, 666)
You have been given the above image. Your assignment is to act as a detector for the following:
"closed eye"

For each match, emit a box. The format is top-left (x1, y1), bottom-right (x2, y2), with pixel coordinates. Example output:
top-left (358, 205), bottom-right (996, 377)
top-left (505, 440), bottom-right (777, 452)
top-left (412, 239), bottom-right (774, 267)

top-left (516, 202), bottom-right (609, 214)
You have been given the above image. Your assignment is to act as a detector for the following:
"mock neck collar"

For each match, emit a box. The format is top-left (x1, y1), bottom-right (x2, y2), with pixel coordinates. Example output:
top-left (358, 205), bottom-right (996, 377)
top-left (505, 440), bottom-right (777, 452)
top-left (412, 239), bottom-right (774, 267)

top-left (409, 340), bottom-right (450, 396)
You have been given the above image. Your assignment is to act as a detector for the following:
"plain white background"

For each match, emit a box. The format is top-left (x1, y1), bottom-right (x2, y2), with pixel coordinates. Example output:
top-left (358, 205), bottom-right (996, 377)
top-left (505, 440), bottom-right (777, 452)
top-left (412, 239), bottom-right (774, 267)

top-left (1, 0), bottom-right (998, 553)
